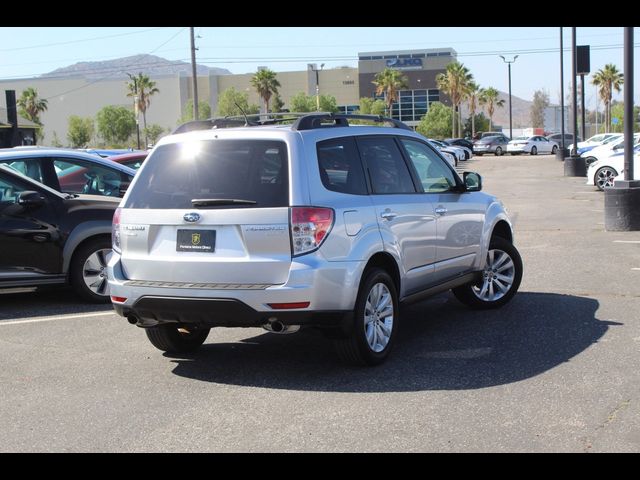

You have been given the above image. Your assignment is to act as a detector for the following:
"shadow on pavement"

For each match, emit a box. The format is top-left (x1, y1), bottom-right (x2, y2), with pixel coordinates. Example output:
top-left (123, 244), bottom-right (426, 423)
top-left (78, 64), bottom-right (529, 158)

top-left (167, 291), bottom-right (620, 392)
top-left (0, 287), bottom-right (112, 320)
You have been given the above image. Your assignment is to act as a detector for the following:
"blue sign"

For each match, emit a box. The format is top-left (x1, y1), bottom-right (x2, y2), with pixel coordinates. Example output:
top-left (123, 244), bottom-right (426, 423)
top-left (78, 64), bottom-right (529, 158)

top-left (612, 117), bottom-right (619, 125)
top-left (385, 58), bottom-right (423, 70)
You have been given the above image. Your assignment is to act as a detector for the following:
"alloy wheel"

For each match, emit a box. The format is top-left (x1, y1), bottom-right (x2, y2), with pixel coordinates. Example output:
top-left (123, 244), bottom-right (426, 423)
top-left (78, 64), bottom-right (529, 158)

top-left (82, 248), bottom-right (112, 296)
top-left (472, 248), bottom-right (516, 302)
top-left (364, 282), bottom-right (394, 353)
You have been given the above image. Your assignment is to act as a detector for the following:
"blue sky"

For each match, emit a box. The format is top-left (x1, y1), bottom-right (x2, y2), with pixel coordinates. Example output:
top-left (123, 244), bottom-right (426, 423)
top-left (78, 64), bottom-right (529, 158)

top-left (0, 27), bottom-right (637, 109)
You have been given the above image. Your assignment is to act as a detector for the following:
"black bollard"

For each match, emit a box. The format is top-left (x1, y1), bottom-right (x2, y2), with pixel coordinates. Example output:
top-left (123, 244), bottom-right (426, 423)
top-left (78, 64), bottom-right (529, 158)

top-left (564, 155), bottom-right (586, 176)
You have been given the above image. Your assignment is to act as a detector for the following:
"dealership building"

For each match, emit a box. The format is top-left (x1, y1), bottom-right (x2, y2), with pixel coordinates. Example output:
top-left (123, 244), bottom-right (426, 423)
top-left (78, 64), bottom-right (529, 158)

top-left (0, 48), bottom-right (456, 144)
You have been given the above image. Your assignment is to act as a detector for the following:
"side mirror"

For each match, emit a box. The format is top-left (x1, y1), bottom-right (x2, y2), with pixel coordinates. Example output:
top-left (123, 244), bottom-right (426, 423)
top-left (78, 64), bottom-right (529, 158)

top-left (463, 172), bottom-right (482, 192)
top-left (18, 191), bottom-right (45, 208)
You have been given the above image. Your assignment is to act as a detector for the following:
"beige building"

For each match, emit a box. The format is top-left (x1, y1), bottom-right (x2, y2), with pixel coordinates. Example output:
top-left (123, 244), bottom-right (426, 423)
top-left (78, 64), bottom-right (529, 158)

top-left (0, 48), bottom-right (454, 145)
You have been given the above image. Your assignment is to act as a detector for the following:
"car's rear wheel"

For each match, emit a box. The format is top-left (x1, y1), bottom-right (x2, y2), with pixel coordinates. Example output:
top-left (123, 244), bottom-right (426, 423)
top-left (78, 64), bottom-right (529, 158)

top-left (495, 147), bottom-right (503, 156)
top-left (551, 145), bottom-right (558, 154)
top-left (452, 237), bottom-right (522, 310)
top-left (70, 237), bottom-right (112, 303)
top-left (595, 166), bottom-right (618, 191)
top-left (333, 268), bottom-right (398, 366)
top-left (530, 146), bottom-right (538, 155)
top-left (145, 325), bottom-right (210, 353)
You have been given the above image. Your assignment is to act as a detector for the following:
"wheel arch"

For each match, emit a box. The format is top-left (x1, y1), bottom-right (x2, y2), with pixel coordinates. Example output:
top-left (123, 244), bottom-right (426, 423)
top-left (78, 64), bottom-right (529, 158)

top-left (62, 221), bottom-right (112, 274)
top-left (362, 252), bottom-right (401, 297)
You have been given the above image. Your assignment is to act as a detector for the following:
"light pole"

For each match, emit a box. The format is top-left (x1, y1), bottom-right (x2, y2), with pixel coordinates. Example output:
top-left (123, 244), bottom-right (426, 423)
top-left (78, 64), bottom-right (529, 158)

top-left (312, 63), bottom-right (324, 111)
top-left (500, 55), bottom-right (518, 139)
top-left (190, 27), bottom-right (199, 121)
top-left (134, 94), bottom-right (140, 150)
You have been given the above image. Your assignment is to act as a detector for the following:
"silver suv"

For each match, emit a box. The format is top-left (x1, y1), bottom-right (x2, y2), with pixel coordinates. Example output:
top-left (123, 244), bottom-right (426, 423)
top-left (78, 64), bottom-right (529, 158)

top-left (108, 114), bottom-right (522, 365)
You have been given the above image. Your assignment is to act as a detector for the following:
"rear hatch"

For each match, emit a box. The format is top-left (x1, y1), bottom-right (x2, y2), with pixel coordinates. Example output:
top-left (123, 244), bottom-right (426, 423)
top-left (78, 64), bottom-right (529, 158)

top-left (118, 138), bottom-right (292, 285)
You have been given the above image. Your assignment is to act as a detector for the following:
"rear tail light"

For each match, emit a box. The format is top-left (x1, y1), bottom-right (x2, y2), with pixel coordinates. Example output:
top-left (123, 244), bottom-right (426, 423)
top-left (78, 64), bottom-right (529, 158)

top-left (112, 207), bottom-right (121, 254)
top-left (290, 207), bottom-right (334, 256)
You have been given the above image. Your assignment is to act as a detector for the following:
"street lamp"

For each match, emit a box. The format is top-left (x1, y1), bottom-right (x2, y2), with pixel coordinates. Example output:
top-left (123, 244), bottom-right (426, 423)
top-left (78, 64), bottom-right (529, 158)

top-left (500, 55), bottom-right (518, 139)
top-left (312, 63), bottom-right (325, 111)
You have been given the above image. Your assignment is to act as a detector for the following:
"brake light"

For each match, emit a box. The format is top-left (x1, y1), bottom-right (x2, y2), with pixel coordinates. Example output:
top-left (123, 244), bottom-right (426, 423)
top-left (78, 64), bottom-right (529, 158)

top-left (112, 207), bottom-right (121, 254)
top-left (290, 207), bottom-right (334, 256)
top-left (111, 296), bottom-right (127, 303)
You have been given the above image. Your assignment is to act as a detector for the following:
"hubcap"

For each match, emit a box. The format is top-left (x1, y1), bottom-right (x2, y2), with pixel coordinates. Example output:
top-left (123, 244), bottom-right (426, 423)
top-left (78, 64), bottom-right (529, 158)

top-left (472, 248), bottom-right (515, 302)
top-left (596, 168), bottom-right (617, 189)
top-left (364, 283), bottom-right (394, 353)
top-left (82, 248), bottom-right (112, 296)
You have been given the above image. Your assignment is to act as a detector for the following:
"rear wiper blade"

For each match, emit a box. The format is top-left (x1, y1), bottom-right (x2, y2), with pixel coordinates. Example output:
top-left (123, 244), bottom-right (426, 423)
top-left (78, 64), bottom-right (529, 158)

top-left (191, 198), bottom-right (257, 206)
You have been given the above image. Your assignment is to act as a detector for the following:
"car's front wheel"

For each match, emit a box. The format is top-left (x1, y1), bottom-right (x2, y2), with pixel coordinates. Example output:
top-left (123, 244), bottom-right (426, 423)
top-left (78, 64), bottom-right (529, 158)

top-left (530, 146), bottom-right (538, 155)
top-left (595, 166), bottom-right (618, 191)
top-left (145, 325), bottom-right (210, 353)
top-left (70, 237), bottom-right (112, 303)
top-left (452, 237), bottom-right (523, 310)
top-left (333, 268), bottom-right (399, 366)
top-left (495, 146), bottom-right (503, 156)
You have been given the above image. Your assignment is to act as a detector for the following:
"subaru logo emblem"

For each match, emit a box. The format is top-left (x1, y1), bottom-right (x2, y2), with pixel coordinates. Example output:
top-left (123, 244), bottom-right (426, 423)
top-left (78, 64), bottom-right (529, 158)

top-left (183, 212), bottom-right (201, 223)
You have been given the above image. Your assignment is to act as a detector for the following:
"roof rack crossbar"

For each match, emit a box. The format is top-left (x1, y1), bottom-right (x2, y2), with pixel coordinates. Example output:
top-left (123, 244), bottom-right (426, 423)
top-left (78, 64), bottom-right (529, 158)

top-left (291, 113), bottom-right (411, 131)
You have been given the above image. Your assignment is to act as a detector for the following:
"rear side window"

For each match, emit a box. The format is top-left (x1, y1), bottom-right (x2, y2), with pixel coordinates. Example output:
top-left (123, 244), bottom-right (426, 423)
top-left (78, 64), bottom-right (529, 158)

top-left (124, 139), bottom-right (288, 209)
top-left (317, 137), bottom-right (367, 195)
top-left (356, 137), bottom-right (416, 194)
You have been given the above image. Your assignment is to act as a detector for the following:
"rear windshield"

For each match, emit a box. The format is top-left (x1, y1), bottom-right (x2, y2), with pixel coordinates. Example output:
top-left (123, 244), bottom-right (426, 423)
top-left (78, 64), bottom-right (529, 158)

top-left (124, 139), bottom-right (289, 209)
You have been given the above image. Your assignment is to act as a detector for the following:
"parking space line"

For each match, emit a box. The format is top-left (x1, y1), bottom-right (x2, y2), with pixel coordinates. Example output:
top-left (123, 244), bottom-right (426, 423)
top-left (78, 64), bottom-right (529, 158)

top-left (613, 240), bottom-right (640, 244)
top-left (0, 311), bottom-right (113, 327)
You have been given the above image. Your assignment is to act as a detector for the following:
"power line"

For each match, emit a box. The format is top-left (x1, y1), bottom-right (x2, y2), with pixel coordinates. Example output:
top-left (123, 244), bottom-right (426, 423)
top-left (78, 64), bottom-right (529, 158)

top-left (0, 27), bottom-right (168, 52)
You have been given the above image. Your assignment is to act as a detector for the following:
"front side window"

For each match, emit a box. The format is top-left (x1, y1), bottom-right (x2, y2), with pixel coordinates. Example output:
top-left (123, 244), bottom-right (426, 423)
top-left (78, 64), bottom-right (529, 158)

top-left (0, 173), bottom-right (29, 204)
top-left (0, 158), bottom-right (44, 184)
top-left (54, 158), bottom-right (130, 197)
top-left (317, 137), bottom-right (367, 195)
top-left (356, 137), bottom-right (416, 194)
top-left (399, 138), bottom-right (457, 193)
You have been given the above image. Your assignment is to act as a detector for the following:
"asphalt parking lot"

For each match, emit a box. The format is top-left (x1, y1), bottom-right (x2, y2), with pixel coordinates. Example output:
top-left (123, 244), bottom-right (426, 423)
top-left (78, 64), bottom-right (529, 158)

top-left (1, 153), bottom-right (639, 452)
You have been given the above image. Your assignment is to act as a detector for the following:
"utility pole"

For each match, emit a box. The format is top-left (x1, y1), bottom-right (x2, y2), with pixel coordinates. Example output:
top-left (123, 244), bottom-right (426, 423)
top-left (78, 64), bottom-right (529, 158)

top-left (559, 27), bottom-right (566, 159)
top-left (564, 27), bottom-right (587, 176)
top-left (500, 55), bottom-right (518, 139)
top-left (190, 27), bottom-right (199, 121)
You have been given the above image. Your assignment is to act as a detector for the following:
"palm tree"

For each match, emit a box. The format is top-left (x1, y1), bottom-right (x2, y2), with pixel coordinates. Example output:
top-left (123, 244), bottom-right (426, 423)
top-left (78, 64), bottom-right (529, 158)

top-left (17, 87), bottom-right (48, 125)
top-left (372, 68), bottom-right (409, 117)
top-left (126, 73), bottom-right (160, 146)
top-left (591, 64), bottom-right (624, 133)
top-left (465, 81), bottom-right (481, 139)
top-left (479, 87), bottom-right (505, 132)
top-left (250, 68), bottom-right (281, 113)
top-left (436, 62), bottom-right (473, 138)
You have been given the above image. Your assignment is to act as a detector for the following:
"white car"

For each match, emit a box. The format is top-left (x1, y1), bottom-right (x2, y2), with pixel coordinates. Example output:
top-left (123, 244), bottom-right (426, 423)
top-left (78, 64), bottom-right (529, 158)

top-left (507, 136), bottom-right (559, 155)
top-left (582, 134), bottom-right (639, 167)
top-left (429, 139), bottom-right (466, 164)
top-left (586, 146), bottom-right (640, 190)
top-left (568, 133), bottom-right (619, 152)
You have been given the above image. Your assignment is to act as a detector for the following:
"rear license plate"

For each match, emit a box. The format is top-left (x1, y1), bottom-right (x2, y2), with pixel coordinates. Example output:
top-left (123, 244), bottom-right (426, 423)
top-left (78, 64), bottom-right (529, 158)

top-left (176, 229), bottom-right (216, 252)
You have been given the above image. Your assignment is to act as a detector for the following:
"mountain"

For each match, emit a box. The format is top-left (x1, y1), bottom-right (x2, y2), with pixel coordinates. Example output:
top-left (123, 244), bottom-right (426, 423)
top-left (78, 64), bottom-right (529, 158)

top-left (461, 90), bottom-right (532, 129)
top-left (41, 54), bottom-right (230, 80)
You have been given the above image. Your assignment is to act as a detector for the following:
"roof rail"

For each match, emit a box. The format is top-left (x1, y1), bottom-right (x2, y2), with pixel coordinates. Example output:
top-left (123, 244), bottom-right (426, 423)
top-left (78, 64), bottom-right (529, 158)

top-left (291, 113), bottom-right (412, 131)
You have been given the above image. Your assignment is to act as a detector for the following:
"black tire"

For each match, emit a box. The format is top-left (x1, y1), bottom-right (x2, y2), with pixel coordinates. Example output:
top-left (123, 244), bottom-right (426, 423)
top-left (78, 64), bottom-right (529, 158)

top-left (551, 145), bottom-right (558, 154)
top-left (145, 325), bottom-right (210, 353)
top-left (595, 166), bottom-right (618, 191)
top-left (69, 237), bottom-right (112, 303)
top-left (333, 268), bottom-right (399, 366)
top-left (452, 236), bottom-right (523, 310)
top-left (530, 146), bottom-right (537, 155)
top-left (495, 146), bottom-right (503, 156)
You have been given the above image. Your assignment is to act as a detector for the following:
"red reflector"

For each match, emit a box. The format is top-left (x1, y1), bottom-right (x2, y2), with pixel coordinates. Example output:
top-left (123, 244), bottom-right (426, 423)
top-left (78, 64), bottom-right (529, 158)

top-left (111, 296), bottom-right (127, 303)
top-left (267, 302), bottom-right (310, 309)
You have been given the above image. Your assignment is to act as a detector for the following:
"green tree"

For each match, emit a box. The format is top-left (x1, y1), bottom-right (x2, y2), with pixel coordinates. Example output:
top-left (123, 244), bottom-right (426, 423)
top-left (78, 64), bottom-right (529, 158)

top-left (126, 73), bottom-right (160, 146)
top-left (96, 105), bottom-right (136, 146)
top-left (143, 124), bottom-right (166, 146)
top-left (357, 97), bottom-right (386, 116)
top-left (608, 102), bottom-right (640, 133)
top-left (216, 87), bottom-right (259, 117)
top-left (372, 68), bottom-right (409, 116)
top-left (289, 92), bottom-right (315, 112)
top-left (415, 102), bottom-right (452, 139)
top-left (465, 81), bottom-right (481, 138)
top-left (51, 131), bottom-right (63, 148)
top-left (250, 68), bottom-right (281, 113)
top-left (436, 62), bottom-right (473, 138)
top-left (479, 87), bottom-right (505, 131)
top-left (463, 113), bottom-right (490, 138)
top-left (271, 93), bottom-right (285, 113)
top-left (530, 89), bottom-right (550, 128)
top-left (67, 115), bottom-right (95, 148)
top-left (318, 94), bottom-right (339, 113)
top-left (591, 64), bottom-right (624, 133)
top-left (17, 87), bottom-right (48, 125)
top-left (178, 99), bottom-right (212, 124)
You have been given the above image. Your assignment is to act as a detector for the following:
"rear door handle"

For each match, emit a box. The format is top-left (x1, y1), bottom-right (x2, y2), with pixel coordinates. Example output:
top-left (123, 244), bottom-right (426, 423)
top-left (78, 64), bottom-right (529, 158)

top-left (435, 207), bottom-right (447, 216)
top-left (380, 211), bottom-right (397, 220)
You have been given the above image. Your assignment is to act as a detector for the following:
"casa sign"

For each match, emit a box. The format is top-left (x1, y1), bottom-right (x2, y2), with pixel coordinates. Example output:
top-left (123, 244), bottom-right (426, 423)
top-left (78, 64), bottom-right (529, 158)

top-left (385, 58), bottom-right (423, 70)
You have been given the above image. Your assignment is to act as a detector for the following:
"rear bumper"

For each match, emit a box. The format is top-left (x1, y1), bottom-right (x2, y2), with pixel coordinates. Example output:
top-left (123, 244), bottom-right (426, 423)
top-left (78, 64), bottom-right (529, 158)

top-left (113, 296), bottom-right (350, 329)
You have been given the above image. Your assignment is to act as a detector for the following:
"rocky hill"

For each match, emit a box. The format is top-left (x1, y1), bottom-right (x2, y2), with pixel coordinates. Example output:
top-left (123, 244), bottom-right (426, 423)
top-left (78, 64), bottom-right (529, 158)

top-left (41, 54), bottom-right (230, 80)
top-left (460, 90), bottom-right (533, 129)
